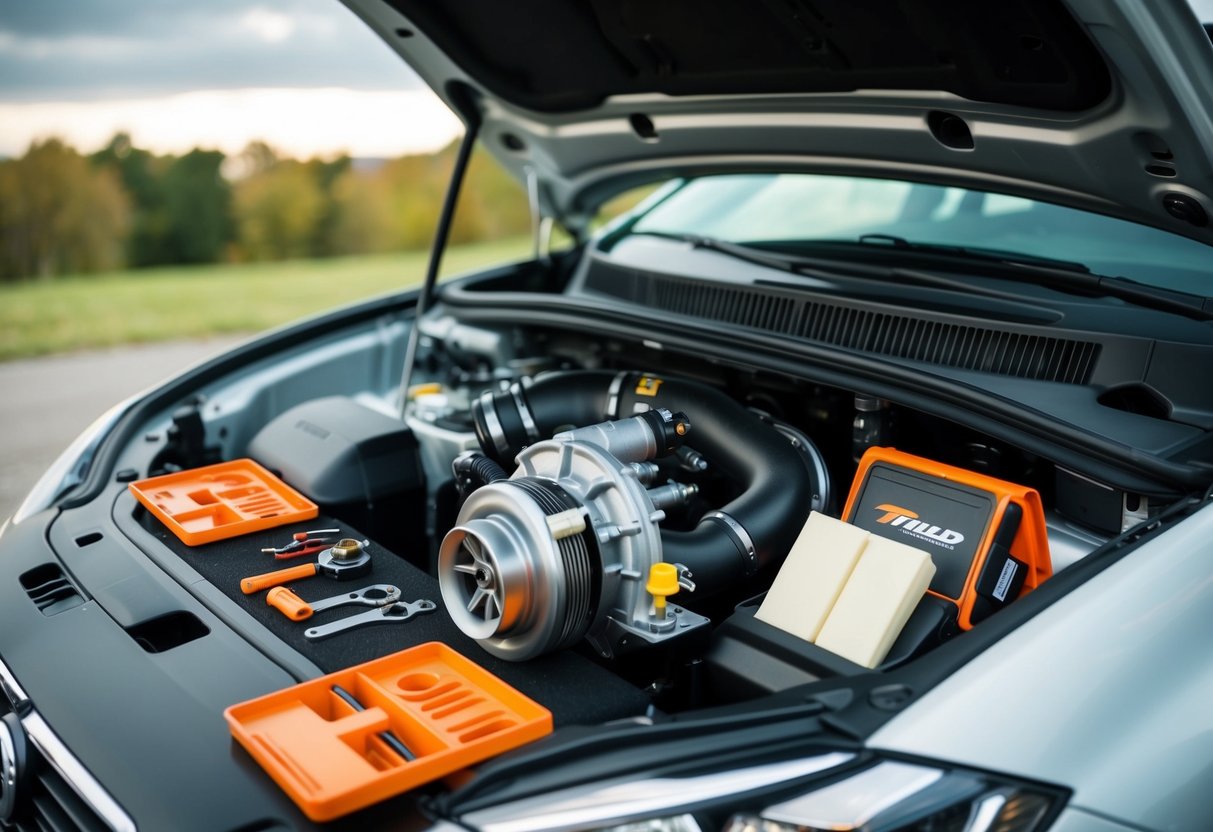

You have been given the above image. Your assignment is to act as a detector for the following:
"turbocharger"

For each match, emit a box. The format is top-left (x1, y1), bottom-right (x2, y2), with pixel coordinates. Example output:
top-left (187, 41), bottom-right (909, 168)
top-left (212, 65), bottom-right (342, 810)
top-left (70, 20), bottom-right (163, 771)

top-left (438, 409), bottom-right (709, 661)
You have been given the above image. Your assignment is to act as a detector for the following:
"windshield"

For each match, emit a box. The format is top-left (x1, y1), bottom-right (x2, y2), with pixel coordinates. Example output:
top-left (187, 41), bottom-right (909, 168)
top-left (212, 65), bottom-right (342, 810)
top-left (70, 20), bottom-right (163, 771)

top-left (628, 174), bottom-right (1213, 296)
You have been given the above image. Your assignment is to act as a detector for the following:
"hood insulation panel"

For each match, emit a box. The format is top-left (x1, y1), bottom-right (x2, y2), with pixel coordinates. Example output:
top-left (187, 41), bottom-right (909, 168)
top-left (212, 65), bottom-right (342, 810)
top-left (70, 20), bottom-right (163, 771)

top-left (385, 0), bottom-right (1111, 113)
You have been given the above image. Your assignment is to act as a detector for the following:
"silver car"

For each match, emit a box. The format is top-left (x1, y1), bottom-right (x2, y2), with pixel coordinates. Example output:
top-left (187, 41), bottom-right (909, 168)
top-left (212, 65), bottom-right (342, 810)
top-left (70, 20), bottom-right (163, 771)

top-left (2, 1), bottom-right (1212, 829)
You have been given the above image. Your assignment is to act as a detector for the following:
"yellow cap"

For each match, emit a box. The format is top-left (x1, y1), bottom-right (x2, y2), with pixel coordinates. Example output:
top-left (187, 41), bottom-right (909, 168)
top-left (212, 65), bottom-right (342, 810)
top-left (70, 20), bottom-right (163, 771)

top-left (408, 382), bottom-right (444, 398)
top-left (646, 562), bottom-right (680, 599)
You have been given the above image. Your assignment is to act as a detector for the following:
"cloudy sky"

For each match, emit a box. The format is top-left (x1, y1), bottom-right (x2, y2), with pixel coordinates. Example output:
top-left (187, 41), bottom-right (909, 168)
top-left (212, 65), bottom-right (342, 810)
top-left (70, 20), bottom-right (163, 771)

top-left (0, 0), bottom-right (461, 158)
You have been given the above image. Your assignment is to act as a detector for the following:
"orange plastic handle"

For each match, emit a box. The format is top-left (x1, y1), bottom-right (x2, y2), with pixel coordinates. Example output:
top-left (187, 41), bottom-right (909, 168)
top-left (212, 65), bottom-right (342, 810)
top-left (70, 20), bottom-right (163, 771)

top-left (267, 586), bottom-right (314, 620)
top-left (241, 563), bottom-right (318, 595)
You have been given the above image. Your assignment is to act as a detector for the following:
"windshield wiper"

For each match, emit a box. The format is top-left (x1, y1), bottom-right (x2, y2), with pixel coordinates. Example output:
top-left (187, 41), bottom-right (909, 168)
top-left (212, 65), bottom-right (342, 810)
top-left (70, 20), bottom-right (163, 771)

top-left (856, 234), bottom-right (1091, 273)
top-left (634, 230), bottom-right (1025, 299)
top-left (852, 234), bottom-right (1213, 320)
top-left (635, 231), bottom-right (971, 288)
top-left (637, 230), bottom-right (807, 274)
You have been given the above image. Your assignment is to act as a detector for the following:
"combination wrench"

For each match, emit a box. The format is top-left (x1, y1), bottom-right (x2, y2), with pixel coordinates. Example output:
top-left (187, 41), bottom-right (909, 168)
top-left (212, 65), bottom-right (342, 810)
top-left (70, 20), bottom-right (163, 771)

top-left (266, 583), bottom-right (400, 621)
top-left (304, 599), bottom-right (436, 641)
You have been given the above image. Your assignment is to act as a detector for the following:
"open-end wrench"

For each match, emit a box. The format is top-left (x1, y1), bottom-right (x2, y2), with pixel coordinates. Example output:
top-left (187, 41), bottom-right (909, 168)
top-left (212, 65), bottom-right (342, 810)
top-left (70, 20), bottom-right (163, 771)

top-left (266, 583), bottom-right (401, 621)
top-left (304, 599), bottom-right (436, 641)
top-left (310, 584), bottom-right (401, 614)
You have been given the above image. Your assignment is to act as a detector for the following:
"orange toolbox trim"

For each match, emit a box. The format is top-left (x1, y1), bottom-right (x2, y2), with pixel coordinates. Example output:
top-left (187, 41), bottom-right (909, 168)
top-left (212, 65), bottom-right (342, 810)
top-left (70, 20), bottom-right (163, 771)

top-left (128, 458), bottom-right (318, 546)
top-left (843, 447), bottom-right (1052, 630)
top-left (224, 642), bottom-right (553, 822)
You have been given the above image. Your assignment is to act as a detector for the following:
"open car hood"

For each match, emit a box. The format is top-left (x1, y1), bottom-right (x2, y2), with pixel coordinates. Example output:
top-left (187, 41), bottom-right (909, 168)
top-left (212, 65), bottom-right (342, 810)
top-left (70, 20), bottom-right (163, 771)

top-left (342, 0), bottom-right (1213, 244)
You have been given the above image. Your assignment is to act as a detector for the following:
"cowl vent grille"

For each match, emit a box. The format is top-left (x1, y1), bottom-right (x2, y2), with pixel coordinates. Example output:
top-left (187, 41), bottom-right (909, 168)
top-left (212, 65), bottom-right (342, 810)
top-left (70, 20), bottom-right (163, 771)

top-left (20, 563), bottom-right (85, 615)
top-left (586, 267), bottom-right (1100, 385)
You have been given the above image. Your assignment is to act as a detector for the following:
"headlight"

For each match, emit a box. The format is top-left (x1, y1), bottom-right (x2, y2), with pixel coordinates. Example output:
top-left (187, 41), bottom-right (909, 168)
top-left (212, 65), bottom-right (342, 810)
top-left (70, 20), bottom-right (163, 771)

top-left (599, 817), bottom-right (703, 832)
top-left (456, 754), bottom-right (1063, 832)
top-left (727, 760), bottom-right (1056, 832)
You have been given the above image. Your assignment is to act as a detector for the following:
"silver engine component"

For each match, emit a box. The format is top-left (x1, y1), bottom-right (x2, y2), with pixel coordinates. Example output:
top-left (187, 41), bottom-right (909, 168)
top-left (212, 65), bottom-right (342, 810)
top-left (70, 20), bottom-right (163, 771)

top-left (438, 411), bottom-right (708, 661)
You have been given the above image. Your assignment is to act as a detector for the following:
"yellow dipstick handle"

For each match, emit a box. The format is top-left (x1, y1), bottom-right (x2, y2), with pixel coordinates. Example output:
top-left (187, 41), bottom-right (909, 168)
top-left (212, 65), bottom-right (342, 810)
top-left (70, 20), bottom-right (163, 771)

top-left (408, 382), bottom-right (444, 398)
top-left (646, 562), bottom-right (681, 619)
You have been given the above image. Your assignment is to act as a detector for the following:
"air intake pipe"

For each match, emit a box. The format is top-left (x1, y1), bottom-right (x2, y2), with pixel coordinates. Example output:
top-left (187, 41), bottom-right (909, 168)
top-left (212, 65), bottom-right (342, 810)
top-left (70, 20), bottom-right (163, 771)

top-left (472, 371), bottom-right (816, 593)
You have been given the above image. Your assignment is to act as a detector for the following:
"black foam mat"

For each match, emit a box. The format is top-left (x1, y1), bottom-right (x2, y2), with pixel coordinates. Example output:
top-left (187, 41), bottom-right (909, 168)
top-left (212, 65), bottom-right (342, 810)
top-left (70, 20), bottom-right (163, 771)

top-left (141, 513), bottom-right (649, 727)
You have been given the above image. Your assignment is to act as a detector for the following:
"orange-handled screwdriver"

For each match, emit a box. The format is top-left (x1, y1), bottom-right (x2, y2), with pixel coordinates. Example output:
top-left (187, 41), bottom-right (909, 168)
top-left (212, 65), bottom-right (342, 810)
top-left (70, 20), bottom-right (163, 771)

top-left (242, 562), bottom-right (317, 594)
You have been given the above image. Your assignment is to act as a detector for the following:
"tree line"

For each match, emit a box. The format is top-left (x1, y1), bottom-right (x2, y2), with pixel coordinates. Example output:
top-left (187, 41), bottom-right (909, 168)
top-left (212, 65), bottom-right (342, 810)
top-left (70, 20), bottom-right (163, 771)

top-left (0, 134), bottom-right (532, 281)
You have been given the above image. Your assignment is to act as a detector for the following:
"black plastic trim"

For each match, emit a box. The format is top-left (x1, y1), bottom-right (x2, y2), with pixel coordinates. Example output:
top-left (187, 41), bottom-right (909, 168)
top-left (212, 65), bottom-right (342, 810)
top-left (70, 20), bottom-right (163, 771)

top-left (582, 261), bottom-right (1103, 384)
top-left (0, 507), bottom-right (327, 831)
top-left (109, 490), bottom-right (326, 683)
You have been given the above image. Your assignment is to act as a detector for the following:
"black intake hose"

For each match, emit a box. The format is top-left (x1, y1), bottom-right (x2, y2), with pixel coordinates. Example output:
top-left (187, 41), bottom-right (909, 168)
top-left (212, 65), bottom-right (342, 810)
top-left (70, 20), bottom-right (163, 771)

top-left (452, 451), bottom-right (509, 501)
top-left (472, 371), bottom-right (816, 593)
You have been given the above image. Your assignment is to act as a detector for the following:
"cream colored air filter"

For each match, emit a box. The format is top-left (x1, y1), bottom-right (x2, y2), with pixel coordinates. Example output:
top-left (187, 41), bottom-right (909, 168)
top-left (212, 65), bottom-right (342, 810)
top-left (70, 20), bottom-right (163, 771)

top-left (814, 535), bottom-right (935, 668)
top-left (755, 511), bottom-right (867, 642)
top-left (756, 511), bottom-right (936, 669)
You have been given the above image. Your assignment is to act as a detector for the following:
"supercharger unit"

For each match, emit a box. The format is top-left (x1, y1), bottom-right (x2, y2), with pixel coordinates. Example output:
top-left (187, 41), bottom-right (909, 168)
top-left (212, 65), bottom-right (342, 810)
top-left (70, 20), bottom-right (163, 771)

top-left (438, 409), bottom-right (710, 661)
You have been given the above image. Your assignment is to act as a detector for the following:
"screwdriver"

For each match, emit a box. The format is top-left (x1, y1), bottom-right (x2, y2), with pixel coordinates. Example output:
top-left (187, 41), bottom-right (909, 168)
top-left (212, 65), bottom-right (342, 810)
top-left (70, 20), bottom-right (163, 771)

top-left (331, 685), bottom-right (416, 762)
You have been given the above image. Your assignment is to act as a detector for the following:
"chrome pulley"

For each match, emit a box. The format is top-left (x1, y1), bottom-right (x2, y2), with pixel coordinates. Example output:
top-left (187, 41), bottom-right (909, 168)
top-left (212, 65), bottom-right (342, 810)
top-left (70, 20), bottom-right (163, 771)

top-left (441, 477), bottom-right (596, 657)
top-left (439, 410), bottom-right (710, 661)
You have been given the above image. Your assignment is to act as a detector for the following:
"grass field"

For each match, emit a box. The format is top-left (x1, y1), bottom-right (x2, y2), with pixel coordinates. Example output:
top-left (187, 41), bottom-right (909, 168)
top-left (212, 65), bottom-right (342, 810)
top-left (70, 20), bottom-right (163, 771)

top-left (0, 237), bottom-right (532, 361)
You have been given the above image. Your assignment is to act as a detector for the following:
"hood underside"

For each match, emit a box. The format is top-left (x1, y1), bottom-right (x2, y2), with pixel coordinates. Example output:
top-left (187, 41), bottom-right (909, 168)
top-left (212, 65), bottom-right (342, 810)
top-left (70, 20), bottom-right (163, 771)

top-left (380, 0), bottom-right (1111, 113)
top-left (343, 0), bottom-right (1213, 245)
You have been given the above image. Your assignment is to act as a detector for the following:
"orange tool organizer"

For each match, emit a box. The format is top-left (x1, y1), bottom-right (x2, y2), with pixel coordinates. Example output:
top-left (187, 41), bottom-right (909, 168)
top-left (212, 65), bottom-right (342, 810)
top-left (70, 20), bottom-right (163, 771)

top-left (128, 459), bottom-right (318, 546)
top-left (225, 642), bottom-right (552, 821)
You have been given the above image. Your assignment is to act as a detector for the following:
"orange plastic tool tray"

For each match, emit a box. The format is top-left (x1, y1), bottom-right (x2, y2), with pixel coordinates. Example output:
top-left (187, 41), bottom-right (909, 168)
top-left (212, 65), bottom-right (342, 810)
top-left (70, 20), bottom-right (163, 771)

top-left (128, 458), bottom-right (317, 546)
top-left (225, 642), bottom-right (552, 822)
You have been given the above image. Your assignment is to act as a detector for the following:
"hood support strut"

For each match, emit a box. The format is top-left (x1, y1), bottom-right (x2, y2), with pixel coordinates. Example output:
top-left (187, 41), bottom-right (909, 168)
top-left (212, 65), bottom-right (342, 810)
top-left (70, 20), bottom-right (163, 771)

top-left (398, 82), bottom-right (483, 417)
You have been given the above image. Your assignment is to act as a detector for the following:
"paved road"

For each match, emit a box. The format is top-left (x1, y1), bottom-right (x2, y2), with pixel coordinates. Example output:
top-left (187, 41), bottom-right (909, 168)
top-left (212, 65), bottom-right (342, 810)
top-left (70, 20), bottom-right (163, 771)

top-left (0, 337), bottom-right (246, 522)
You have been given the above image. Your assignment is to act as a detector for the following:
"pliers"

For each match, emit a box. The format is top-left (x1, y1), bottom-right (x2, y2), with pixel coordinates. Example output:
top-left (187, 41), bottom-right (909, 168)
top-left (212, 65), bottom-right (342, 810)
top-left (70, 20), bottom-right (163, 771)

top-left (261, 528), bottom-right (341, 560)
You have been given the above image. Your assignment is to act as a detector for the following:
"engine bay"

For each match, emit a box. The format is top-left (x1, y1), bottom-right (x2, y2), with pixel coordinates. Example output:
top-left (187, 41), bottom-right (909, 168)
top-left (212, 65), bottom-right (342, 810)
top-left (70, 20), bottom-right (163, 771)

top-left (395, 323), bottom-right (1095, 691)
top-left (121, 279), bottom-right (1144, 727)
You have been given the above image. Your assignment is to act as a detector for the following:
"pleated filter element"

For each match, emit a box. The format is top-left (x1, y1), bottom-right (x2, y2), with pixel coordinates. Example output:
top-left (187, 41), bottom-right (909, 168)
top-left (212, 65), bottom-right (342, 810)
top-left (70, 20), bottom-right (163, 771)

top-left (756, 511), bottom-right (936, 669)
top-left (755, 511), bottom-right (868, 643)
top-left (814, 535), bottom-right (935, 668)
